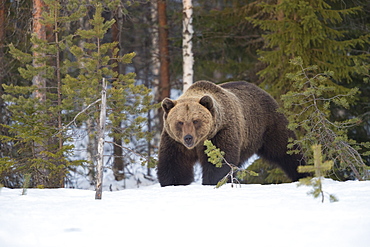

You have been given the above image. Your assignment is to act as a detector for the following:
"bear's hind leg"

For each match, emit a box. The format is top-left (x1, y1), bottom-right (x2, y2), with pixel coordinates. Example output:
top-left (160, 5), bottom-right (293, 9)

top-left (259, 149), bottom-right (307, 181)
top-left (257, 128), bottom-right (307, 181)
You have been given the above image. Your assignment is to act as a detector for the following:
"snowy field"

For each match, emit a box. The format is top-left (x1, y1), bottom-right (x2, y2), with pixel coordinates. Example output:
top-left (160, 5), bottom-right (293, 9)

top-left (1, 179), bottom-right (370, 247)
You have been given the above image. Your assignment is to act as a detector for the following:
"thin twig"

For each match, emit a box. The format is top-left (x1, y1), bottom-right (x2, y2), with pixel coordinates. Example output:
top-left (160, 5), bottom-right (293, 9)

top-left (53, 98), bottom-right (101, 137)
top-left (105, 141), bottom-right (149, 161)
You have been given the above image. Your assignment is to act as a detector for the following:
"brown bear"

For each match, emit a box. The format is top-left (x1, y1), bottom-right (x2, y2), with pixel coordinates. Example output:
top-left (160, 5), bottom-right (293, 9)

top-left (157, 80), bottom-right (306, 186)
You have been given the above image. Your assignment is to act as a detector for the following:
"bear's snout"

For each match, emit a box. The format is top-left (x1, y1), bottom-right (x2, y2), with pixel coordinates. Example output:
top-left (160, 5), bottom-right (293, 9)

top-left (183, 134), bottom-right (194, 148)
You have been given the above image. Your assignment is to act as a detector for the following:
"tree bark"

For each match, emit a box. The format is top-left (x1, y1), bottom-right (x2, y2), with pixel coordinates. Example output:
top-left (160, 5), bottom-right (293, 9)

top-left (32, 0), bottom-right (48, 186)
top-left (95, 79), bottom-right (107, 200)
top-left (0, 0), bottom-right (5, 109)
top-left (182, 0), bottom-right (194, 93)
top-left (52, 1), bottom-right (64, 187)
top-left (32, 0), bottom-right (46, 101)
top-left (150, 0), bottom-right (162, 154)
top-left (112, 6), bottom-right (125, 181)
top-left (156, 0), bottom-right (170, 131)
top-left (151, 1), bottom-right (160, 90)
top-left (0, 0), bottom-right (6, 160)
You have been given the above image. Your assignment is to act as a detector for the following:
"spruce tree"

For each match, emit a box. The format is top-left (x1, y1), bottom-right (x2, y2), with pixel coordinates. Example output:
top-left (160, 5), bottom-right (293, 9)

top-left (0, 1), bottom-right (33, 188)
top-left (245, 0), bottom-right (369, 183)
top-left (281, 57), bottom-right (369, 180)
top-left (204, 140), bottom-right (258, 188)
top-left (1, 0), bottom-right (85, 188)
top-left (192, 0), bottom-right (262, 82)
top-left (62, 3), bottom-right (155, 186)
top-left (1, 1), bottom-right (154, 188)
top-left (247, 0), bottom-right (369, 97)
top-left (298, 144), bottom-right (338, 203)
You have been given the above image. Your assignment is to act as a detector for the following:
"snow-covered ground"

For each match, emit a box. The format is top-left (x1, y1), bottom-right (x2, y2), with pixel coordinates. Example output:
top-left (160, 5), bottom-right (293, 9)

top-left (1, 179), bottom-right (370, 247)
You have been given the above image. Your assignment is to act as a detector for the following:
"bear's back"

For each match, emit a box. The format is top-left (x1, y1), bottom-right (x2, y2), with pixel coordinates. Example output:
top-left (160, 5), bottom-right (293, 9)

top-left (220, 81), bottom-right (278, 110)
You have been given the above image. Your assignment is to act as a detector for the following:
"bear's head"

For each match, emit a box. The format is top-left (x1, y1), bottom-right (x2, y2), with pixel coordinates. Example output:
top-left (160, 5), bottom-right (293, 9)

top-left (162, 95), bottom-right (215, 149)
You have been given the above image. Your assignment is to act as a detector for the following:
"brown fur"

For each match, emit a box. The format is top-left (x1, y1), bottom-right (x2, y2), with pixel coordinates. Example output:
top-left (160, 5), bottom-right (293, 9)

top-left (157, 81), bottom-right (306, 186)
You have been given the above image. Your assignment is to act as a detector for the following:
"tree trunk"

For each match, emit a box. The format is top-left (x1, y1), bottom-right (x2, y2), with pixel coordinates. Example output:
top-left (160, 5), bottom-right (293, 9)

top-left (78, 8), bottom-right (97, 187)
top-left (151, 1), bottom-right (160, 90)
top-left (0, 0), bottom-right (6, 160)
top-left (32, 0), bottom-right (47, 186)
top-left (95, 79), bottom-right (107, 200)
top-left (53, 1), bottom-right (64, 187)
top-left (32, 0), bottom-right (46, 101)
top-left (156, 0), bottom-right (170, 131)
top-left (0, 0), bottom-right (5, 112)
top-left (0, 0), bottom-right (5, 79)
top-left (150, 0), bottom-right (162, 155)
top-left (112, 6), bottom-right (125, 181)
top-left (182, 0), bottom-right (194, 93)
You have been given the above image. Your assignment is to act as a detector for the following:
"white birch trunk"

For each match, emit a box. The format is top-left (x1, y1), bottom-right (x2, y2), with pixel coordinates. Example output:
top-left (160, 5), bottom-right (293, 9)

top-left (182, 0), bottom-right (194, 93)
top-left (95, 78), bottom-right (107, 200)
top-left (151, 0), bottom-right (162, 142)
top-left (150, 0), bottom-right (161, 168)
top-left (151, 1), bottom-right (160, 86)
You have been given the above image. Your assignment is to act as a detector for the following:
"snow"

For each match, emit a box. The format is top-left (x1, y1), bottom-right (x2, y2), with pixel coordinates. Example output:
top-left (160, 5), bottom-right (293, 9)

top-left (1, 179), bottom-right (370, 247)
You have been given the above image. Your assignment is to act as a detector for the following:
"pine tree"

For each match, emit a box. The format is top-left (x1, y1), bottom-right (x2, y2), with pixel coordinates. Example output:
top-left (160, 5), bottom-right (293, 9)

top-left (192, 0), bottom-right (262, 83)
top-left (298, 144), bottom-right (338, 203)
top-left (62, 3), bottom-right (155, 186)
top-left (1, 1), bottom-right (155, 188)
top-left (247, 0), bottom-right (369, 97)
top-left (281, 57), bottom-right (370, 180)
top-left (0, 0), bottom-right (33, 188)
top-left (1, 0), bottom-right (85, 188)
top-left (204, 140), bottom-right (258, 188)
top-left (244, 0), bottom-right (369, 183)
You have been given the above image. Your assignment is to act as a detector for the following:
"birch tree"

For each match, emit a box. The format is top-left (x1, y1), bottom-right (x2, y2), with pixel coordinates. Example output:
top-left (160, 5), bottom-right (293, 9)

top-left (182, 0), bottom-right (193, 93)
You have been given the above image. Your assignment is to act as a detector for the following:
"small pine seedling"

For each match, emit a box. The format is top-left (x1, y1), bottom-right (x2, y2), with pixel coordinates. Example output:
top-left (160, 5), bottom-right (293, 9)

top-left (298, 145), bottom-right (338, 203)
top-left (204, 140), bottom-right (258, 188)
top-left (22, 174), bottom-right (31, 196)
top-left (204, 140), bottom-right (225, 168)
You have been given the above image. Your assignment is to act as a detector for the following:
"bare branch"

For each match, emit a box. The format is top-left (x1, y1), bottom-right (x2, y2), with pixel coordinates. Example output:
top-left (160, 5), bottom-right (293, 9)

top-left (53, 98), bottom-right (101, 137)
top-left (105, 141), bottom-right (149, 162)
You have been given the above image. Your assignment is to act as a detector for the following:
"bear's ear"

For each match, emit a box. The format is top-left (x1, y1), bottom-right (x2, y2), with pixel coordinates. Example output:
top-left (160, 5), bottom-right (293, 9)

top-left (162, 98), bottom-right (177, 114)
top-left (199, 95), bottom-right (213, 112)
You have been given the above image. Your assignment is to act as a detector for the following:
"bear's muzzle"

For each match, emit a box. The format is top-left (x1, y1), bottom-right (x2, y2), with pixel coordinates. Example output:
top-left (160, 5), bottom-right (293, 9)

top-left (183, 134), bottom-right (194, 148)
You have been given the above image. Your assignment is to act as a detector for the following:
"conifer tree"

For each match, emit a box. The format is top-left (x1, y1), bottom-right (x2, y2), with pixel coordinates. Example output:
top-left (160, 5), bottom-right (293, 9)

top-left (1, 1), bottom-right (154, 188)
top-left (247, 0), bottom-right (369, 97)
top-left (1, 0), bottom-right (85, 188)
top-left (62, 3), bottom-right (154, 186)
top-left (244, 0), bottom-right (369, 183)
top-left (281, 57), bottom-right (370, 180)
top-left (0, 1), bottom-right (33, 187)
top-left (298, 144), bottom-right (338, 203)
top-left (192, 0), bottom-right (262, 82)
top-left (204, 140), bottom-right (258, 188)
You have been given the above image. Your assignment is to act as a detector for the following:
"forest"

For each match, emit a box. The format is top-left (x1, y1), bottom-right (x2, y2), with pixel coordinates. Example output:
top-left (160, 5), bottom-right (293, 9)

top-left (0, 0), bottom-right (369, 189)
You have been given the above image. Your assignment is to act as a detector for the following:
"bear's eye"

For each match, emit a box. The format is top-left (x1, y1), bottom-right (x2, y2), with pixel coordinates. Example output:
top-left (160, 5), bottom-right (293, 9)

top-left (178, 121), bottom-right (184, 126)
top-left (193, 120), bottom-right (199, 125)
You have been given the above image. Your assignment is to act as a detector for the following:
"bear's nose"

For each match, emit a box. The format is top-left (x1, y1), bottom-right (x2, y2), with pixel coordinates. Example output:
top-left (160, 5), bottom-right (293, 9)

top-left (184, 134), bottom-right (193, 147)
